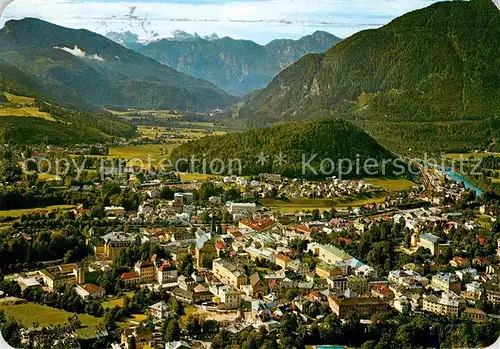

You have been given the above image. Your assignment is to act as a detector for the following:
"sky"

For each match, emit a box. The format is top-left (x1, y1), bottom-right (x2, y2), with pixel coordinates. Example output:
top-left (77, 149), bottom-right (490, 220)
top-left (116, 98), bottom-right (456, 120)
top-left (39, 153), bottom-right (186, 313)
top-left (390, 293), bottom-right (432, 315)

top-left (0, 0), bottom-right (456, 44)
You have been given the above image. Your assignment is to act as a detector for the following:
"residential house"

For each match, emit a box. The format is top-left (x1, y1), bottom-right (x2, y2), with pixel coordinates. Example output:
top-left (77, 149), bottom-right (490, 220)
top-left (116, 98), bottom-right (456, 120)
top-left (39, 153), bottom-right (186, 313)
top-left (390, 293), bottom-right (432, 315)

top-left (121, 327), bottom-right (153, 349)
top-left (315, 244), bottom-right (352, 265)
top-left (450, 257), bottom-right (470, 269)
top-left (248, 273), bottom-right (268, 298)
top-left (422, 294), bottom-right (459, 318)
top-left (412, 233), bottom-right (451, 256)
top-left (148, 301), bottom-right (171, 320)
top-left (316, 263), bottom-right (345, 279)
top-left (220, 289), bottom-right (241, 310)
top-left (212, 259), bottom-right (247, 289)
top-left (327, 276), bottom-right (348, 291)
top-left (165, 341), bottom-right (190, 349)
top-left (101, 231), bottom-right (138, 261)
top-left (431, 273), bottom-right (461, 294)
top-left (134, 260), bottom-right (155, 283)
top-left (39, 268), bottom-right (75, 292)
top-left (157, 260), bottom-right (178, 284)
top-left (328, 295), bottom-right (389, 319)
top-left (18, 277), bottom-right (41, 291)
top-left (75, 283), bottom-right (105, 300)
top-left (178, 275), bottom-right (196, 292)
top-left (461, 308), bottom-right (487, 323)
top-left (275, 254), bottom-right (292, 269)
top-left (120, 271), bottom-right (141, 285)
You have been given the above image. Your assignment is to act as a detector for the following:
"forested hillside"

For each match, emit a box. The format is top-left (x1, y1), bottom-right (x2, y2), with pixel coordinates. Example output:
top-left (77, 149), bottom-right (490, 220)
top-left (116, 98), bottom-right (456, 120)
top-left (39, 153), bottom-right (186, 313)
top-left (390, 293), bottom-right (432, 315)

top-left (171, 118), bottom-right (394, 178)
top-left (234, 0), bottom-right (500, 154)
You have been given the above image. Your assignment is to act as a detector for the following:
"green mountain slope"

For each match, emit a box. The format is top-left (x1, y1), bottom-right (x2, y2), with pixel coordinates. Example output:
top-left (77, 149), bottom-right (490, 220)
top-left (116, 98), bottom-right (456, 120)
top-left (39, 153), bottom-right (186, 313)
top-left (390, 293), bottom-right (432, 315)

top-left (235, 0), bottom-right (500, 154)
top-left (135, 31), bottom-right (341, 95)
top-left (0, 18), bottom-right (236, 111)
top-left (170, 118), bottom-right (394, 178)
top-left (0, 92), bottom-right (136, 146)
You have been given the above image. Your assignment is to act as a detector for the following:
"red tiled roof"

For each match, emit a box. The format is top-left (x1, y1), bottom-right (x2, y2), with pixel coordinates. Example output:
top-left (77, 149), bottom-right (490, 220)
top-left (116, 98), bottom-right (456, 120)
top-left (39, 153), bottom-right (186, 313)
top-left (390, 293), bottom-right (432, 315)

top-left (120, 271), bottom-right (140, 280)
top-left (158, 260), bottom-right (176, 271)
top-left (80, 283), bottom-right (105, 294)
top-left (295, 225), bottom-right (312, 233)
top-left (276, 254), bottom-right (291, 262)
top-left (373, 284), bottom-right (391, 295)
top-left (338, 237), bottom-right (352, 245)
top-left (215, 241), bottom-right (227, 250)
top-left (194, 284), bottom-right (208, 293)
top-left (239, 219), bottom-right (275, 232)
top-left (229, 230), bottom-right (243, 238)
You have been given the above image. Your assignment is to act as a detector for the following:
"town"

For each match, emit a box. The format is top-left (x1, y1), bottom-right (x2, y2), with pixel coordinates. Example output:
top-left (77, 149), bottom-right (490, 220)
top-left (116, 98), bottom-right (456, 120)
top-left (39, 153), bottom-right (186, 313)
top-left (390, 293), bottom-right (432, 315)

top-left (0, 160), bottom-right (499, 349)
top-left (1, 0), bottom-right (500, 347)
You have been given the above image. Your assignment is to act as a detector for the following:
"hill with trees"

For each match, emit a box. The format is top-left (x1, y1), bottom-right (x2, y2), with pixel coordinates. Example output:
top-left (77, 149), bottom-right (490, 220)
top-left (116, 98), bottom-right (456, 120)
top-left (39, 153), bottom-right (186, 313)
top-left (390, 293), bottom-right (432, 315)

top-left (233, 0), bottom-right (500, 154)
top-left (0, 18), bottom-right (236, 111)
top-left (171, 118), bottom-right (394, 178)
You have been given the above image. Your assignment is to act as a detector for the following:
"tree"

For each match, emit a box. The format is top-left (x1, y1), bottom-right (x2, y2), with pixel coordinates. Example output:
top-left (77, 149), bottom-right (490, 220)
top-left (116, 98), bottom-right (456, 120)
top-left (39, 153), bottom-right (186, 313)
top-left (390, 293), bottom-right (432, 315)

top-left (165, 319), bottom-right (181, 342)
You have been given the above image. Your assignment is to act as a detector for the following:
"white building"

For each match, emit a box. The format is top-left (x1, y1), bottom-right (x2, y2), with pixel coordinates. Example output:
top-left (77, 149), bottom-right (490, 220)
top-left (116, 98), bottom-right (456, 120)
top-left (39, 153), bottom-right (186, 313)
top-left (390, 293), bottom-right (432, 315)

top-left (220, 289), bottom-right (241, 310)
top-left (229, 202), bottom-right (257, 214)
top-left (148, 301), bottom-right (171, 320)
top-left (75, 283), bottom-right (105, 300)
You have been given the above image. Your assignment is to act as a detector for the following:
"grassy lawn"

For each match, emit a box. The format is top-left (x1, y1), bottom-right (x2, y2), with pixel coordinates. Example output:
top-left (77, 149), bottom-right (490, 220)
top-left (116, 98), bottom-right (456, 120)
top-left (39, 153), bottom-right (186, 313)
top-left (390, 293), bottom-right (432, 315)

top-left (0, 205), bottom-right (75, 218)
top-left (101, 292), bottom-right (134, 309)
top-left (0, 303), bottom-right (101, 328)
top-left (129, 314), bottom-right (147, 323)
top-left (37, 173), bottom-right (60, 181)
top-left (363, 177), bottom-right (414, 192)
top-left (489, 177), bottom-right (500, 183)
top-left (261, 192), bottom-right (387, 213)
top-left (180, 305), bottom-right (198, 323)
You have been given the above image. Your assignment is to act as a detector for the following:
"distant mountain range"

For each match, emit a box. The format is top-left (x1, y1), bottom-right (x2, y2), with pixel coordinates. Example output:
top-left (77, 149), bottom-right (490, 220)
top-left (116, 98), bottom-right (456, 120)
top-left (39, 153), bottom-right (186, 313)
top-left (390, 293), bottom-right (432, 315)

top-left (232, 0), bottom-right (500, 154)
top-left (106, 30), bottom-right (220, 50)
top-left (106, 30), bottom-right (342, 95)
top-left (0, 18), bottom-right (236, 111)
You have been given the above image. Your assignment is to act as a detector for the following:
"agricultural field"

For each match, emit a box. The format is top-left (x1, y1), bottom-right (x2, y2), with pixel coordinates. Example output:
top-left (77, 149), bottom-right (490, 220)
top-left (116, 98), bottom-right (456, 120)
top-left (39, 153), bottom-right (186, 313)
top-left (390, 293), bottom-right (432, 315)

top-left (108, 144), bottom-right (170, 160)
top-left (261, 192), bottom-right (387, 213)
top-left (177, 172), bottom-right (221, 182)
top-left (0, 106), bottom-right (54, 120)
top-left (0, 303), bottom-right (101, 328)
top-left (0, 205), bottom-right (75, 218)
top-left (3, 92), bottom-right (35, 105)
top-left (0, 92), bottom-right (54, 120)
top-left (107, 109), bottom-right (181, 120)
top-left (363, 177), bottom-right (415, 192)
top-left (443, 152), bottom-right (500, 159)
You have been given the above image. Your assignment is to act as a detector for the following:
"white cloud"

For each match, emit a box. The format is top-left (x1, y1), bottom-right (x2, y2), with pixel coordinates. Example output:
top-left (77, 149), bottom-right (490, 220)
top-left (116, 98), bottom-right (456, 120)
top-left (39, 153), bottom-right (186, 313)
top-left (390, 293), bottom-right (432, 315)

top-left (54, 45), bottom-right (105, 61)
top-left (55, 45), bottom-right (87, 58)
top-left (91, 53), bottom-right (105, 61)
top-left (0, 0), bottom-right (14, 17)
top-left (2, 0), bottom-right (445, 44)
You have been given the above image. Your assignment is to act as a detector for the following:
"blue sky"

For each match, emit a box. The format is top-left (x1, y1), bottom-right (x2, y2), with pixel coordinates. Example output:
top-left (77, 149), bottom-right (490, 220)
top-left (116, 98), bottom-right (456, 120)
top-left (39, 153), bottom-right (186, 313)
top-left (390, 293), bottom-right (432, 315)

top-left (1, 0), bottom-right (446, 44)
